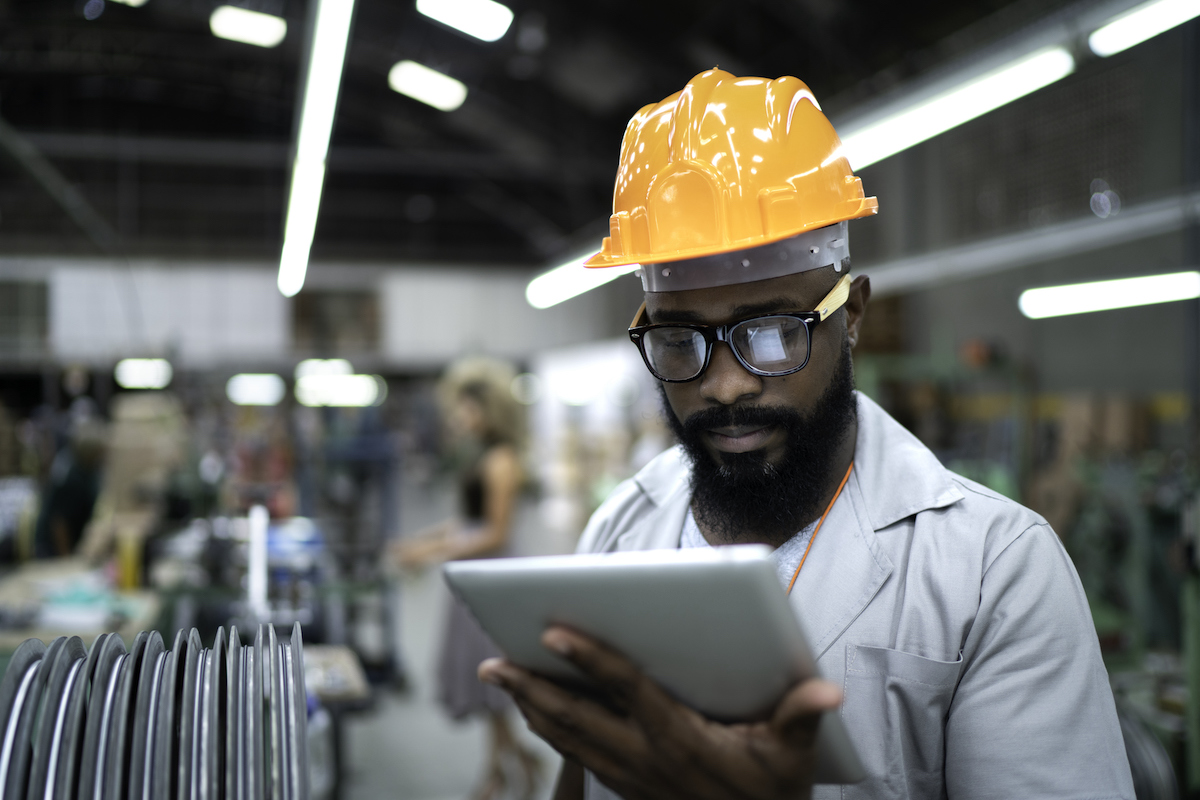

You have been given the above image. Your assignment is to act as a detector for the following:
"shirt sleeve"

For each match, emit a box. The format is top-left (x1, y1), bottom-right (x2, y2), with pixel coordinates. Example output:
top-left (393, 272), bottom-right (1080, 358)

top-left (944, 521), bottom-right (1135, 799)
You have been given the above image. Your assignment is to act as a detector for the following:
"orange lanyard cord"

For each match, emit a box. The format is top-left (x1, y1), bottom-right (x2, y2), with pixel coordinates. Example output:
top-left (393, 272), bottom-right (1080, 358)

top-left (785, 460), bottom-right (854, 596)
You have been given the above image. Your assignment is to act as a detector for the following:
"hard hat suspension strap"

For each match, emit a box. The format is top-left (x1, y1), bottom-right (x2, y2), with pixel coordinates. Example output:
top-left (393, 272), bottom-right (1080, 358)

top-left (638, 221), bottom-right (849, 293)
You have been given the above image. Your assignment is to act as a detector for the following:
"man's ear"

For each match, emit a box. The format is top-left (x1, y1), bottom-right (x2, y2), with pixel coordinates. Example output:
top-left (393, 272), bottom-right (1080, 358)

top-left (844, 275), bottom-right (871, 349)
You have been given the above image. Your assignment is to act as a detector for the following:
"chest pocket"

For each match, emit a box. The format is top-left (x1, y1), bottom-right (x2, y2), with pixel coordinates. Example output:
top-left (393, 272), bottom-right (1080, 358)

top-left (840, 644), bottom-right (963, 800)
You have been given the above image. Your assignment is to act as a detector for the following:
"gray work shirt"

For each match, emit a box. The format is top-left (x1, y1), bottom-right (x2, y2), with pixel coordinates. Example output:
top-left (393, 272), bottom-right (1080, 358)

top-left (575, 392), bottom-right (1135, 800)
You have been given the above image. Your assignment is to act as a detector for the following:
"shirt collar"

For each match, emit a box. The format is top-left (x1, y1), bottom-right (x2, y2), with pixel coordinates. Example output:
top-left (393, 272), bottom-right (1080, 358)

top-left (851, 391), bottom-right (963, 529)
top-left (633, 444), bottom-right (691, 507)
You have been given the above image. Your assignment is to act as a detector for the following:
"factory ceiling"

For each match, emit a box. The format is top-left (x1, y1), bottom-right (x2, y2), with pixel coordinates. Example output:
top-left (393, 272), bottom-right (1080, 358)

top-left (0, 0), bottom-right (1069, 268)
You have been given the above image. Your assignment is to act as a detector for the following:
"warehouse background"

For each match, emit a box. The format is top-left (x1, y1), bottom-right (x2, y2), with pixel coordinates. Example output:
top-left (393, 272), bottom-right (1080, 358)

top-left (1, 0), bottom-right (1198, 797)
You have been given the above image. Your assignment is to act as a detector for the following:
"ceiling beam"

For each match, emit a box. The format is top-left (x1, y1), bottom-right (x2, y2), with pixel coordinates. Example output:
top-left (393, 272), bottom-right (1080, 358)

top-left (861, 190), bottom-right (1200, 296)
top-left (20, 131), bottom-right (612, 183)
top-left (0, 117), bottom-right (119, 253)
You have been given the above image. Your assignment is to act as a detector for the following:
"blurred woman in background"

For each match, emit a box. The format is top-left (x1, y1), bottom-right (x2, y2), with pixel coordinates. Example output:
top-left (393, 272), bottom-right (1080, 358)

top-left (393, 358), bottom-right (541, 800)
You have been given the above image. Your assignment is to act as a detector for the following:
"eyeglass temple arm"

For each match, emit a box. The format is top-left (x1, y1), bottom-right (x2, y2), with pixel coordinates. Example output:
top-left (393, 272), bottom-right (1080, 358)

top-left (629, 301), bottom-right (648, 329)
top-left (628, 272), bottom-right (851, 328)
top-left (817, 273), bottom-right (853, 322)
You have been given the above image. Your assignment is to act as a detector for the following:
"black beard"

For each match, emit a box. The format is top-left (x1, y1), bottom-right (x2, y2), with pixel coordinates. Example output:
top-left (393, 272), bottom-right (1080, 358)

top-left (661, 340), bottom-right (857, 546)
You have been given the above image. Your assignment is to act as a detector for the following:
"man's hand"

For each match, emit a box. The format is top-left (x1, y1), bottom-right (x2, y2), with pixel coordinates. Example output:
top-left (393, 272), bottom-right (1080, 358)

top-left (478, 625), bottom-right (841, 800)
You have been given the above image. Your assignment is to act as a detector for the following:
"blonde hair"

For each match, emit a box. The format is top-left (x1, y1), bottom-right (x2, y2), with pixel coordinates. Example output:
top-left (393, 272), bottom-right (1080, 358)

top-left (438, 357), bottom-right (525, 448)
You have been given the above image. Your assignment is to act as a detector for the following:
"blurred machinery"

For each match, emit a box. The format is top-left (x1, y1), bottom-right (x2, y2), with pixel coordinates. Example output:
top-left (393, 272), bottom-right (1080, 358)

top-left (0, 624), bottom-right (318, 800)
top-left (0, 378), bottom-right (401, 799)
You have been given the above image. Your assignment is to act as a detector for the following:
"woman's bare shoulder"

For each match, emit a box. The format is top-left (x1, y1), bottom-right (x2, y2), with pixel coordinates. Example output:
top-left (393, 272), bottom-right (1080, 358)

top-left (481, 443), bottom-right (522, 480)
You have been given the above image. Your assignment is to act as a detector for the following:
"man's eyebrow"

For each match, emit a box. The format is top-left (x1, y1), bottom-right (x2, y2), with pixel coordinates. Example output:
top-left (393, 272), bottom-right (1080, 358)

top-left (650, 296), bottom-right (803, 324)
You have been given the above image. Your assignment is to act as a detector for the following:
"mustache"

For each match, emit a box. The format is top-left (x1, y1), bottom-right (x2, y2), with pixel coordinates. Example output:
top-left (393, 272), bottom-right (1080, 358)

top-left (679, 404), bottom-right (804, 439)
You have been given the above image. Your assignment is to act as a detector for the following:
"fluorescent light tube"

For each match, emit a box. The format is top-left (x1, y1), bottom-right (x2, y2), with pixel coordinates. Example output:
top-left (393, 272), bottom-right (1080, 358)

top-left (388, 61), bottom-right (468, 112)
top-left (296, 374), bottom-right (386, 407)
top-left (109, 0), bottom-right (150, 6)
top-left (210, 6), bottom-right (288, 48)
top-left (114, 358), bottom-right (173, 390)
top-left (278, 160), bottom-right (325, 297)
top-left (416, 0), bottom-right (514, 42)
top-left (226, 374), bottom-right (286, 406)
top-left (526, 254), bottom-right (639, 309)
top-left (295, 358), bottom-right (353, 379)
top-left (1018, 270), bottom-right (1200, 319)
top-left (839, 46), bottom-right (1075, 171)
top-left (1089, 0), bottom-right (1200, 56)
top-left (277, 0), bottom-right (356, 298)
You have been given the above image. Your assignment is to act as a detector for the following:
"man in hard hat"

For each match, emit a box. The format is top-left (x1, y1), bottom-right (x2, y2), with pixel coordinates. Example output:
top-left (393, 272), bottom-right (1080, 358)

top-left (480, 70), bottom-right (1134, 800)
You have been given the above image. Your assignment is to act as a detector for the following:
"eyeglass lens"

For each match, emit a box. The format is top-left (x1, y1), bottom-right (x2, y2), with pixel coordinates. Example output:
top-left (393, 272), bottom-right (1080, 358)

top-left (642, 316), bottom-right (810, 380)
top-left (643, 327), bottom-right (708, 380)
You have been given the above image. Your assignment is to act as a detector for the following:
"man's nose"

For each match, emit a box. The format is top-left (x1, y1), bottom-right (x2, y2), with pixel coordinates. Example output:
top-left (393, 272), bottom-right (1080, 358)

top-left (698, 342), bottom-right (763, 405)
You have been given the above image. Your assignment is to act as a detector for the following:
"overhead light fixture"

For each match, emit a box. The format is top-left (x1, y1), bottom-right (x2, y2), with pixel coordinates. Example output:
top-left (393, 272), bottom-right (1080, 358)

top-left (387, 60), bottom-right (468, 112)
top-left (114, 358), bottom-right (173, 390)
top-left (277, 0), bottom-right (357, 298)
top-left (1018, 270), bottom-right (1200, 319)
top-left (296, 374), bottom-right (386, 407)
top-left (838, 46), bottom-right (1075, 171)
top-left (526, 254), bottom-right (639, 309)
top-left (510, 373), bottom-right (543, 405)
top-left (295, 358), bottom-right (353, 378)
top-left (226, 374), bottom-right (287, 406)
top-left (109, 0), bottom-right (149, 6)
top-left (210, 6), bottom-right (288, 48)
top-left (278, 160), bottom-right (325, 298)
top-left (416, 0), bottom-right (514, 42)
top-left (1088, 0), bottom-right (1200, 57)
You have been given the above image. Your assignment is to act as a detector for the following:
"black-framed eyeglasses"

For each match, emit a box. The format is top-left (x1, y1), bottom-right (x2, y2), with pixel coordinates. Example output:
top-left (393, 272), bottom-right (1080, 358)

top-left (627, 273), bottom-right (852, 383)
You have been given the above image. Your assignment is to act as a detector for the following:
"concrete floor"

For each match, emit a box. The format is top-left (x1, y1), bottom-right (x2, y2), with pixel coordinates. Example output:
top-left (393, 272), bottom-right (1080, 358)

top-left (339, 472), bottom-right (566, 800)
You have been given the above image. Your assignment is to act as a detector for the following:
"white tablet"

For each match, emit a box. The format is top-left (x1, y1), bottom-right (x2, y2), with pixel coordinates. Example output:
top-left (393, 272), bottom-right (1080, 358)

top-left (443, 545), bottom-right (864, 785)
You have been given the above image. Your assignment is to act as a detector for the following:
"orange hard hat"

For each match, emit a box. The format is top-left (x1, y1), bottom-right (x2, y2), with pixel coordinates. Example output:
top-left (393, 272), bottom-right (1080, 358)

top-left (585, 69), bottom-right (877, 271)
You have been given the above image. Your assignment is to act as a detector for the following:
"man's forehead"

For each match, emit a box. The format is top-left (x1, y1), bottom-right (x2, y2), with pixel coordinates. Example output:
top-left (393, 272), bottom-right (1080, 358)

top-left (645, 267), bottom-right (839, 323)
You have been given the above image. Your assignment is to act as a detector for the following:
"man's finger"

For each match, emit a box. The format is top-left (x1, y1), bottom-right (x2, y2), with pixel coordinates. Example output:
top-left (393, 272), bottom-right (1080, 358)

top-left (541, 625), bottom-right (724, 764)
top-left (513, 696), bottom-right (641, 787)
top-left (771, 677), bottom-right (842, 739)
top-left (478, 657), bottom-right (644, 763)
top-left (479, 658), bottom-right (657, 791)
top-left (541, 627), bottom-right (677, 718)
top-left (541, 627), bottom-right (639, 700)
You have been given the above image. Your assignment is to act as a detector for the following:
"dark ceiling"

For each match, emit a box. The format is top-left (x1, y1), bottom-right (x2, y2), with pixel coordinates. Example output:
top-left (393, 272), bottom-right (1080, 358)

top-left (0, 0), bottom-right (1070, 267)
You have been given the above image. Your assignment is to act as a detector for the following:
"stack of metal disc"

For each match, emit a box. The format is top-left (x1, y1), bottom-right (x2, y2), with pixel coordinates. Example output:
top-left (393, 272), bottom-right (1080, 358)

top-left (0, 623), bottom-right (309, 800)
